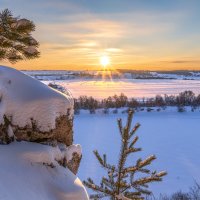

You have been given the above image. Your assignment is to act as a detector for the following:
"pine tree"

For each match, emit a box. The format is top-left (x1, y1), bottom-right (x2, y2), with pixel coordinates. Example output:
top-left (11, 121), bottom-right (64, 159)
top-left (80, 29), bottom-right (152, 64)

top-left (83, 110), bottom-right (167, 200)
top-left (0, 9), bottom-right (39, 63)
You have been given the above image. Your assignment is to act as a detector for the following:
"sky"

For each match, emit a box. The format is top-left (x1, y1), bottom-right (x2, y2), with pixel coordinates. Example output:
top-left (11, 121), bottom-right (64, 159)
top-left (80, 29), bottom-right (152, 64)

top-left (1, 0), bottom-right (200, 71)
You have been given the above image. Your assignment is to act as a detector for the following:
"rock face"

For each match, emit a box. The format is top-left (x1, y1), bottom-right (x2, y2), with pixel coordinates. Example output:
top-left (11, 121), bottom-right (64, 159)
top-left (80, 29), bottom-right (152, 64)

top-left (10, 112), bottom-right (74, 146)
top-left (0, 66), bottom-right (81, 174)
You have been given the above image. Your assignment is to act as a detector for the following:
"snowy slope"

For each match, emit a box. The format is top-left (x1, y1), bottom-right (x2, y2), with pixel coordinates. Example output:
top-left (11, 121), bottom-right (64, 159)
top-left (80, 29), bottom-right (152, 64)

top-left (0, 141), bottom-right (89, 200)
top-left (0, 66), bottom-right (73, 132)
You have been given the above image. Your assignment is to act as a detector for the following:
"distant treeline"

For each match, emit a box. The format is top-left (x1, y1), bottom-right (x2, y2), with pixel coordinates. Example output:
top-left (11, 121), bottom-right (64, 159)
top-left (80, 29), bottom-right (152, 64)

top-left (74, 90), bottom-right (200, 113)
top-left (48, 83), bottom-right (199, 113)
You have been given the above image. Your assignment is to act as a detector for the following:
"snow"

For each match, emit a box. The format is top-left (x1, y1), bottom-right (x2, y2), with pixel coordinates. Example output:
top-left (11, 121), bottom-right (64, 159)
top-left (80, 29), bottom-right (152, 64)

top-left (0, 141), bottom-right (89, 200)
top-left (74, 109), bottom-right (200, 197)
top-left (0, 66), bottom-right (74, 131)
top-left (66, 144), bottom-right (82, 161)
top-left (7, 125), bottom-right (14, 137)
top-left (12, 19), bottom-right (30, 29)
top-left (23, 70), bottom-right (200, 81)
top-left (23, 46), bottom-right (38, 54)
top-left (43, 79), bottom-right (200, 99)
top-left (57, 143), bottom-right (82, 162)
top-left (20, 142), bottom-right (82, 169)
top-left (0, 66), bottom-right (88, 199)
top-left (1, 68), bottom-right (199, 198)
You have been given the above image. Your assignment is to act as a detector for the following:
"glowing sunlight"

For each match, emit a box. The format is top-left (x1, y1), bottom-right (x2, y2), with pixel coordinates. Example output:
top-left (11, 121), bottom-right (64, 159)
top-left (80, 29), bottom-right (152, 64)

top-left (100, 56), bottom-right (110, 69)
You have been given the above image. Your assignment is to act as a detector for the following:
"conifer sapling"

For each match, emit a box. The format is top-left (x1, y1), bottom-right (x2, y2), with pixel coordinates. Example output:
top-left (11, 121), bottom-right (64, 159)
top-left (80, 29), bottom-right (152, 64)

top-left (83, 110), bottom-right (167, 200)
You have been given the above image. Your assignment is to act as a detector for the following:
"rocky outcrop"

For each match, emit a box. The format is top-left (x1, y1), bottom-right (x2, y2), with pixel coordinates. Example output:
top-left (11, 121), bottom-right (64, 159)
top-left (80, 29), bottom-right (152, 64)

top-left (0, 66), bottom-right (80, 174)
top-left (66, 152), bottom-right (82, 174)
top-left (58, 144), bottom-right (82, 175)
top-left (0, 111), bottom-right (73, 146)
top-left (11, 112), bottom-right (73, 146)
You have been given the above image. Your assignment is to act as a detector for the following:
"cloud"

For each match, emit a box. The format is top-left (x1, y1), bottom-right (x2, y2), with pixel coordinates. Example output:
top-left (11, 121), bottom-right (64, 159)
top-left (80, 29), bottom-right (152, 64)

top-left (35, 7), bottom-right (184, 56)
top-left (105, 48), bottom-right (123, 53)
top-left (35, 11), bottom-right (176, 61)
top-left (3, 0), bottom-right (200, 70)
top-left (162, 60), bottom-right (200, 64)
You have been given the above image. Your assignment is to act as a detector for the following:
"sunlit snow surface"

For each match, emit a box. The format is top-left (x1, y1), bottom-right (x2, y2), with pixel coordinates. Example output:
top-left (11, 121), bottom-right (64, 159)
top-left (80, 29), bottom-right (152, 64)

top-left (44, 79), bottom-right (200, 99)
top-left (75, 109), bottom-right (200, 196)
top-left (0, 141), bottom-right (89, 200)
top-left (24, 71), bottom-right (200, 196)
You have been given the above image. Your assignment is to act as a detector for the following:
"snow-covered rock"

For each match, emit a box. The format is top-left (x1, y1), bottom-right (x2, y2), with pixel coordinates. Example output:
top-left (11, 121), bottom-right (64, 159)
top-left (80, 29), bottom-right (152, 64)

top-left (0, 67), bottom-right (88, 198)
top-left (0, 66), bottom-right (74, 146)
top-left (0, 141), bottom-right (89, 200)
top-left (58, 143), bottom-right (82, 174)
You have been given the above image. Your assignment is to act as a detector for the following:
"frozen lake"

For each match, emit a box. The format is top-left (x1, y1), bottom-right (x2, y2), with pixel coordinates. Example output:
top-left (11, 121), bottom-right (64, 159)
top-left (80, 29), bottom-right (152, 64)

top-left (47, 79), bottom-right (200, 99)
top-left (74, 110), bottom-right (200, 196)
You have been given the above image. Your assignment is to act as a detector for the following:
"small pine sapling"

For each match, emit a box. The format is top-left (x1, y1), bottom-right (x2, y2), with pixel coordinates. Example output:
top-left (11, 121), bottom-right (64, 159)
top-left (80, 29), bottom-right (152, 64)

top-left (83, 110), bottom-right (167, 200)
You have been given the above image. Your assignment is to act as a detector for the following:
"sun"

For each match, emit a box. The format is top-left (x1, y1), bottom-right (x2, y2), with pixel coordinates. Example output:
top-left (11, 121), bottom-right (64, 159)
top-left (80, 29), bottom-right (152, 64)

top-left (100, 56), bottom-right (110, 68)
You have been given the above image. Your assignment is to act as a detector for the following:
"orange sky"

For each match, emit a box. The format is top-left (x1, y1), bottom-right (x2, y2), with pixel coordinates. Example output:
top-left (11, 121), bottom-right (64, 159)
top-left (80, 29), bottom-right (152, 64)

top-left (1, 0), bottom-right (200, 71)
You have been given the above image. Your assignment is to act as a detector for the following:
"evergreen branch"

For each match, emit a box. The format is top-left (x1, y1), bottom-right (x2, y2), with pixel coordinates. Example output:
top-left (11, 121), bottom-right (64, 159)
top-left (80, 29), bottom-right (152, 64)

top-left (83, 179), bottom-right (115, 197)
top-left (132, 185), bottom-right (152, 195)
top-left (125, 147), bottom-right (142, 155)
top-left (129, 123), bottom-right (140, 139)
top-left (138, 155), bottom-right (156, 168)
top-left (84, 111), bottom-right (167, 199)
top-left (126, 110), bottom-right (134, 133)
top-left (133, 171), bottom-right (167, 186)
top-left (93, 150), bottom-right (104, 167)
top-left (107, 170), bottom-right (116, 189)
top-left (123, 166), bottom-right (137, 174)
top-left (155, 171), bottom-right (167, 177)
top-left (90, 193), bottom-right (109, 199)
top-left (0, 9), bottom-right (40, 63)
top-left (124, 191), bottom-right (141, 197)
top-left (93, 150), bottom-right (118, 173)
top-left (102, 177), bottom-right (114, 190)
top-left (115, 180), bottom-right (130, 189)
top-left (117, 118), bottom-right (123, 137)
top-left (103, 154), bottom-right (106, 166)
top-left (116, 192), bottom-right (144, 200)
top-left (129, 136), bottom-right (139, 149)
top-left (116, 194), bottom-right (135, 200)
top-left (137, 168), bottom-right (150, 174)
top-left (116, 122), bottom-right (129, 194)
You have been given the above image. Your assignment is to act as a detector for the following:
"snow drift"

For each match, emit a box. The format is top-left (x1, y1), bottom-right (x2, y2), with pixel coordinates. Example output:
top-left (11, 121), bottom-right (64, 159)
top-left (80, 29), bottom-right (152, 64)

top-left (0, 141), bottom-right (89, 200)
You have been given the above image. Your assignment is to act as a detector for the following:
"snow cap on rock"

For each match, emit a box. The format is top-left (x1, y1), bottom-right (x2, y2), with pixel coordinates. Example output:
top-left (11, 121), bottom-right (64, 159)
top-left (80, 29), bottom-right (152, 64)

top-left (0, 66), bottom-right (74, 132)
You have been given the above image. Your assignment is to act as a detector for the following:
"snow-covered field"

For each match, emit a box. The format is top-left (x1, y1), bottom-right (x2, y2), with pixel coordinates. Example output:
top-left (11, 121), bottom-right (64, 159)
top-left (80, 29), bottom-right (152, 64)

top-left (6, 67), bottom-right (200, 198)
top-left (23, 70), bottom-right (200, 81)
top-left (14, 70), bottom-right (200, 197)
top-left (42, 75), bottom-right (200, 196)
top-left (74, 109), bottom-right (200, 196)
top-left (44, 79), bottom-right (200, 99)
